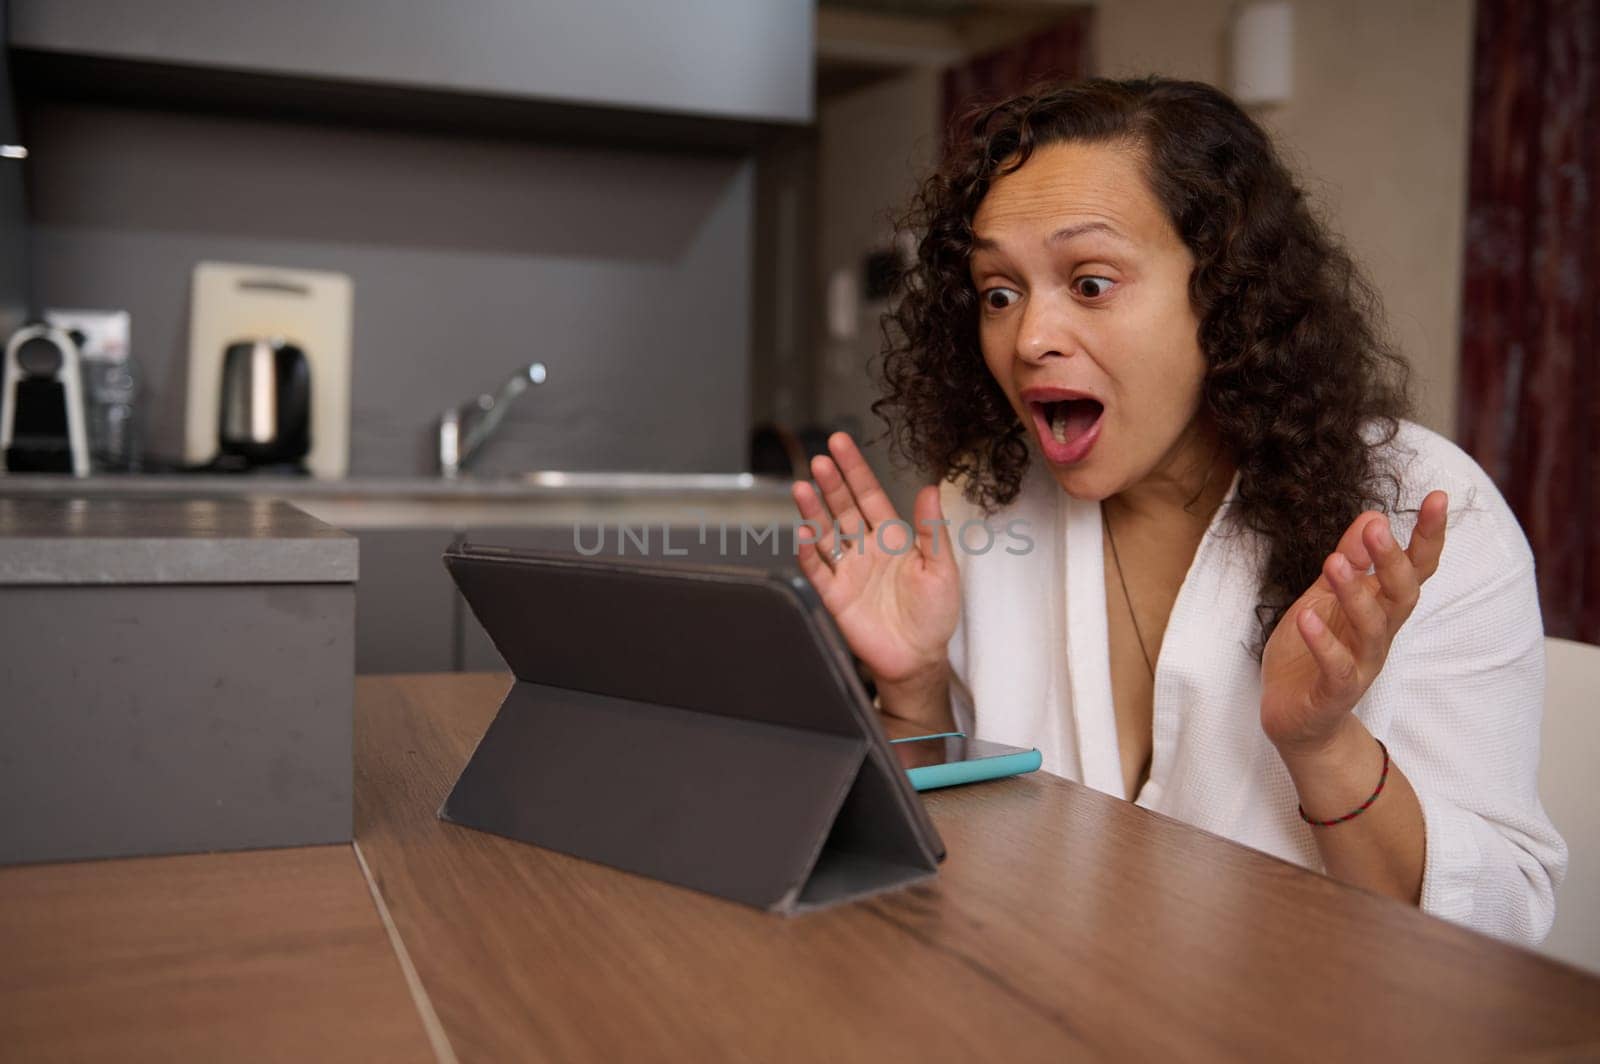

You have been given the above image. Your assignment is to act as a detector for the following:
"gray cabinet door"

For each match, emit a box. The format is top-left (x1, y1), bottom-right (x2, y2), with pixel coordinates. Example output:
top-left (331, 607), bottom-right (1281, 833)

top-left (353, 528), bottom-right (457, 674)
top-left (10, 0), bottom-right (813, 124)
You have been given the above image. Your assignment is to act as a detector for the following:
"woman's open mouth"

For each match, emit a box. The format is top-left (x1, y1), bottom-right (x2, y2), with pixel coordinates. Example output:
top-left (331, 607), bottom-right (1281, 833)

top-left (1025, 394), bottom-right (1105, 465)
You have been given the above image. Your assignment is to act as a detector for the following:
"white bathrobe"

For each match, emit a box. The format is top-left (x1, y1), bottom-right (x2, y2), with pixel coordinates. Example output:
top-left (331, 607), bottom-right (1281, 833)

top-left (942, 420), bottom-right (1566, 945)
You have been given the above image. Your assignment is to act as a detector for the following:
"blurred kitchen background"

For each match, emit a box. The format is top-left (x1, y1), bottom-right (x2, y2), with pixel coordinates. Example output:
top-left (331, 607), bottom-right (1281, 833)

top-left (0, 0), bottom-right (1594, 650)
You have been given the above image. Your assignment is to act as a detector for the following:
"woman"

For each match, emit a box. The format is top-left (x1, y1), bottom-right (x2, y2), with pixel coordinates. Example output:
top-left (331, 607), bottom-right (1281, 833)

top-left (790, 77), bottom-right (1564, 945)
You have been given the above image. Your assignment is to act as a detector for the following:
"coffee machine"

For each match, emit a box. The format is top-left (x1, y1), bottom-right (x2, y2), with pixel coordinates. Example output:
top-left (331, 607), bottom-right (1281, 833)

top-left (0, 321), bottom-right (90, 475)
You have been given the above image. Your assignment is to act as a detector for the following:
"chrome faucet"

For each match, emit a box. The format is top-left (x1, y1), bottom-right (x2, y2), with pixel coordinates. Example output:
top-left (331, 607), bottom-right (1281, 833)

top-left (438, 362), bottom-right (547, 478)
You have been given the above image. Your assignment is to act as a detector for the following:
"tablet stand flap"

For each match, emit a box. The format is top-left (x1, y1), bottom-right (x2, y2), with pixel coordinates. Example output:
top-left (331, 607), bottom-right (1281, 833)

top-left (793, 739), bottom-right (943, 911)
top-left (441, 680), bottom-right (883, 912)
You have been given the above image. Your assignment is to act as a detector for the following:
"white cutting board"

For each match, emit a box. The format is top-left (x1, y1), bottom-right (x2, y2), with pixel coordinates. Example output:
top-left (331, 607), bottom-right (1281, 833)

top-left (185, 262), bottom-right (353, 479)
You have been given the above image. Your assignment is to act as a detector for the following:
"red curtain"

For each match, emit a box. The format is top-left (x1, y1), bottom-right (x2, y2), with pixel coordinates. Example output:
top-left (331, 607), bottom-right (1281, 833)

top-left (1458, 0), bottom-right (1599, 644)
top-left (940, 12), bottom-right (1094, 151)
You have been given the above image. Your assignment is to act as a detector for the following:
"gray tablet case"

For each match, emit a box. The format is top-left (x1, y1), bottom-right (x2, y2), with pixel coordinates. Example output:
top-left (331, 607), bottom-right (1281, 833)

top-left (439, 544), bottom-right (945, 913)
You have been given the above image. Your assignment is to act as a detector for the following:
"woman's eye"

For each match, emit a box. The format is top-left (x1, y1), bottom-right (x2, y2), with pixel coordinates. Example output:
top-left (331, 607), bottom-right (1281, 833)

top-left (982, 287), bottom-right (1020, 310)
top-left (1074, 276), bottom-right (1115, 299)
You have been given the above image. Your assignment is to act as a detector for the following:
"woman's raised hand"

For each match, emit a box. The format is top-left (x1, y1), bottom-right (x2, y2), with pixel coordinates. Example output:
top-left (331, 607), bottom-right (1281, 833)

top-left (791, 434), bottom-right (961, 717)
top-left (1260, 491), bottom-right (1449, 755)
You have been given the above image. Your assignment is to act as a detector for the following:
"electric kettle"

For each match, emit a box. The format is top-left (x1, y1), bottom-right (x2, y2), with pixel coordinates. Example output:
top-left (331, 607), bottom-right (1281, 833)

top-left (217, 337), bottom-right (311, 470)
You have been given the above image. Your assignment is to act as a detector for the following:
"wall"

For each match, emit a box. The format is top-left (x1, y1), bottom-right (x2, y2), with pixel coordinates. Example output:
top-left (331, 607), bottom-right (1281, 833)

top-left (1096, 0), bottom-right (1475, 437)
top-left (22, 102), bottom-right (753, 476)
top-left (815, 68), bottom-right (943, 513)
top-left (750, 129), bottom-right (819, 432)
top-left (0, 7), bottom-right (26, 340)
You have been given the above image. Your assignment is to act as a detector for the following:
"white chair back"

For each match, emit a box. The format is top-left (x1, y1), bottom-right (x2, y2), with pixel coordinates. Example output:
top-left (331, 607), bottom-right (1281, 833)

top-left (1539, 636), bottom-right (1600, 972)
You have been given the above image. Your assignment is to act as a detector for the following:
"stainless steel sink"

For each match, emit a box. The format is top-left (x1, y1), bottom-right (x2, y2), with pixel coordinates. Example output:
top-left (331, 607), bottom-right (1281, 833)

top-left (509, 471), bottom-right (780, 494)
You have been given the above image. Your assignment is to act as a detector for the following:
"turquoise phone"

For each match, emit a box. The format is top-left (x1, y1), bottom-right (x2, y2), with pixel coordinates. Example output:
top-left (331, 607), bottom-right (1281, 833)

top-left (889, 732), bottom-right (1043, 791)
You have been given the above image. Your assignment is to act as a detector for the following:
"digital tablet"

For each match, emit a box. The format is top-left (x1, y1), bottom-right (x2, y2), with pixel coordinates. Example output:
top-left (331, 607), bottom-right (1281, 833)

top-left (438, 543), bottom-right (946, 913)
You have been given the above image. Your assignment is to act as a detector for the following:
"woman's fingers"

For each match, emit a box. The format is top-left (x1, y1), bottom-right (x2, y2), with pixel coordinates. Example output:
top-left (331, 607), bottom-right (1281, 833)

top-left (810, 453), bottom-right (870, 553)
top-left (794, 522), bottom-right (834, 592)
top-left (1297, 607), bottom-right (1361, 701)
top-left (1333, 511), bottom-right (1385, 572)
top-left (911, 484), bottom-right (954, 567)
top-left (1406, 490), bottom-right (1449, 582)
top-left (1362, 516), bottom-right (1421, 620)
top-left (1324, 552), bottom-right (1388, 668)
top-left (827, 432), bottom-right (898, 530)
top-left (791, 480), bottom-right (839, 577)
top-left (811, 435), bottom-right (907, 559)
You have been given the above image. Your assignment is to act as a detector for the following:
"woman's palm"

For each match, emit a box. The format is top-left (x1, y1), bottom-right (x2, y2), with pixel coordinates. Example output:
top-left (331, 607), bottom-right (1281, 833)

top-left (1261, 575), bottom-right (1365, 747)
top-left (1260, 495), bottom-right (1448, 751)
top-left (792, 434), bottom-right (961, 687)
top-left (816, 515), bottom-right (960, 685)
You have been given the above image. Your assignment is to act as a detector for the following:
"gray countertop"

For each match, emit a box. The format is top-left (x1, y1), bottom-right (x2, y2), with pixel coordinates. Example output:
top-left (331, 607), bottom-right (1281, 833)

top-left (0, 472), bottom-right (802, 530)
top-left (0, 471), bottom-right (793, 500)
top-left (0, 497), bottom-right (358, 585)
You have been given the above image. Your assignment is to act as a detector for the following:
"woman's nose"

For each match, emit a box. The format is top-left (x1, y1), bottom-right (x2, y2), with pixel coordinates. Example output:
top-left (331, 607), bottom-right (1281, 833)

top-left (1015, 292), bottom-right (1081, 364)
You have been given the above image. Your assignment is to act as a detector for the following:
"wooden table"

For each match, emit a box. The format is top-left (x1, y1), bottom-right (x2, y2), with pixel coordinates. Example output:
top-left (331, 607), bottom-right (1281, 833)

top-left (5, 673), bottom-right (1599, 1062)
top-left (0, 845), bottom-right (434, 1063)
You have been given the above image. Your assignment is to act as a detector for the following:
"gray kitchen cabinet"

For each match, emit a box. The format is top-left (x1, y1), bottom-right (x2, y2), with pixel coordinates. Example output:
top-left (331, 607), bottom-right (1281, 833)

top-left (352, 528), bottom-right (459, 674)
top-left (0, 497), bottom-right (357, 864)
top-left (9, 0), bottom-right (813, 125)
top-left (460, 597), bottom-right (509, 673)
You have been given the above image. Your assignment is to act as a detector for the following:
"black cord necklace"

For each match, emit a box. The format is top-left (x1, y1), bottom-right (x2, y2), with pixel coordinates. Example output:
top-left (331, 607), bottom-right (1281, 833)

top-left (1102, 502), bottom-right (1156, 679)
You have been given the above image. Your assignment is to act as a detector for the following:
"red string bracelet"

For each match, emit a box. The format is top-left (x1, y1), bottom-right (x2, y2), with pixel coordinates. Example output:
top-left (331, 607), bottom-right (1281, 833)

top-left (1298, 739), bottom-right (1390, 827)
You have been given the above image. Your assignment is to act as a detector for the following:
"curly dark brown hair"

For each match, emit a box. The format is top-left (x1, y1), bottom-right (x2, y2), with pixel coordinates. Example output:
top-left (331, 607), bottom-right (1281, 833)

top-left (875, 75), bottom-right (1413, 651)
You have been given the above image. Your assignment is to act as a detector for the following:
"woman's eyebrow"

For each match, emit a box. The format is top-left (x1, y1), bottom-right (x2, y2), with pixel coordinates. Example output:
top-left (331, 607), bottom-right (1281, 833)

top-left (970, 220), bottom-right (1135, 253)
top-left (1048, 220), bottom-right (1135, 246)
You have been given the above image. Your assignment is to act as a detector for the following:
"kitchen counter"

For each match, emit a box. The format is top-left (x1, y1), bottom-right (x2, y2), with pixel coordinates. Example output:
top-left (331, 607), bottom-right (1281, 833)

top-left (0, 495), bottom-right (357, 584)
top-left (0, 495), bottom-right (357, 865)
top-left (0, 471), bottom-right (798, 529)
top-left (0, 470), bottom-right (792, 499)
